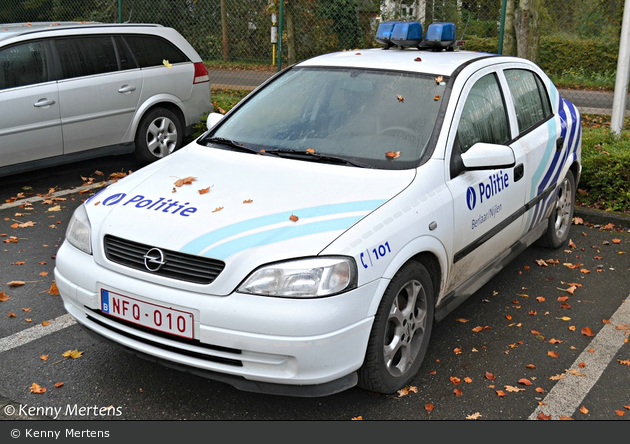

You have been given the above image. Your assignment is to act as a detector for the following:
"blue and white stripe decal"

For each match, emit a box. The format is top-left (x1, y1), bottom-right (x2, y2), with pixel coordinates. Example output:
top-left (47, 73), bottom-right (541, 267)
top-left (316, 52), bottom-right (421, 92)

top-left (525, 86), bottom-right (581, 231)
top-left (180, 200), bottom-right (386, 260)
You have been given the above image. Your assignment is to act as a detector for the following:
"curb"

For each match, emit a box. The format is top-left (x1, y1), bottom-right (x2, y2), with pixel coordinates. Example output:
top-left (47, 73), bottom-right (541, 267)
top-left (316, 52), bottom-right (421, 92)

top-left (573, 205), bottom-right (630, 229)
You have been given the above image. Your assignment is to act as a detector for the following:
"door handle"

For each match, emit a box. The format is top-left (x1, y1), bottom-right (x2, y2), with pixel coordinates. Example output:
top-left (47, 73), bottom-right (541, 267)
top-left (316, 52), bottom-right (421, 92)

top-left (118, 85), bottom-right (136, 93)
top-left (514, 163), bottom-right (524, 182)
top-left (33, 98), bottom-right (56, 108)
top-left (556, 136), bottom-right (564, 151)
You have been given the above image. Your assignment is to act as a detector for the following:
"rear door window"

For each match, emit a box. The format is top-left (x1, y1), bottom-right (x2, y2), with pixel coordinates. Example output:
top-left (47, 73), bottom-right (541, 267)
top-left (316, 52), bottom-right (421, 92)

top-left (54, 35), bottom-right (120, 79)
top-left (122, 35), bottom-right (187, 68)
top-left (504, 69), bottom-right (552, 134)
top-left (0, 40), bottom-right (48, 89)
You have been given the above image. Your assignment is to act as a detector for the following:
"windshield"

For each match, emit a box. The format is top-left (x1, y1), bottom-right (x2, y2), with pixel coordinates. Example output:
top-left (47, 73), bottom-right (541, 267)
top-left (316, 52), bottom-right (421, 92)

top-left (201, 67), bottom-right (447, 169)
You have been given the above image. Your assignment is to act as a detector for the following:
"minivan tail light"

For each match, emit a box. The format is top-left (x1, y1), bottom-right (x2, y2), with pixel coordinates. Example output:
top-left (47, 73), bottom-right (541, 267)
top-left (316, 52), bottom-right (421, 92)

top-left (193, 62), bottom-right (210, 84)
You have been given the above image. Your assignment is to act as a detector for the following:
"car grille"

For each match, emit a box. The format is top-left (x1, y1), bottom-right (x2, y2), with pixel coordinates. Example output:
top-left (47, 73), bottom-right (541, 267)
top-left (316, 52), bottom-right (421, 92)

top-left (104, 235), bottom-right (225, 284)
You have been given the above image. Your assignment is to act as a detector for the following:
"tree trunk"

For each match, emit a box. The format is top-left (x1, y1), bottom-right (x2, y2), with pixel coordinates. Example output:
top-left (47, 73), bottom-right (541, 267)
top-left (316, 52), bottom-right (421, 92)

top-left (503, 0), bottom-right (516, 56)
top-left (513, 0), bottom-right (540, 63)
top-left (220, 0), bottom-right (229, 61)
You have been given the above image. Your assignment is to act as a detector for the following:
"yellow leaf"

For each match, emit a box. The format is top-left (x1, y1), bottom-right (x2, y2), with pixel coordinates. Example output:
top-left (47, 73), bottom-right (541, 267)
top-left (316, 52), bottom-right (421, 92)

top-left (162, 59), bottom-right (172, 68)
top-left (62, 349), bottom-right (84, 359)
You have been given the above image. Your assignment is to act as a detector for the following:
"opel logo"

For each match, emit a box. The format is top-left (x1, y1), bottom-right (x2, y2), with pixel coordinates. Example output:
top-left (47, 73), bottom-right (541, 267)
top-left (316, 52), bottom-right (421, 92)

top-left (143, 248), bottom-right (166, 272)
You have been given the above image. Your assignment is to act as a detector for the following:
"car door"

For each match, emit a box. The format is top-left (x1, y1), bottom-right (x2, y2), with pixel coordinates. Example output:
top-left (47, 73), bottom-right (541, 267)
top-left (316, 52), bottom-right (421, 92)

top-left (0, 40), bottom-right (62, 167)
top-left (443, 67), bottom-right (527, 297)
top-left (500, 66), bottom-right (564, 234)
top-left (53, 35), bottom-right (142, 154)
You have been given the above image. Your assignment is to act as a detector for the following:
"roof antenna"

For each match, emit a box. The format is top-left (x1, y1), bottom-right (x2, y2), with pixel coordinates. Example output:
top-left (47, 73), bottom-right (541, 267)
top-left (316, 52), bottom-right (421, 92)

top-left (459, 12), bottom-right (471, 41)
top-left (124, 8), bottom-right (133, 23)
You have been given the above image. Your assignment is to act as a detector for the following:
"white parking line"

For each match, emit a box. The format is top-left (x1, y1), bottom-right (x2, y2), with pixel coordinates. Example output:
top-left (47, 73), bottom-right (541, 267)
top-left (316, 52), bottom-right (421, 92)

top-left (528, 297), bottom-right (630, 419)
top-left (0, 180), bottom-right (113, 211)
top-left (0, 313), bottom-right (76, 353)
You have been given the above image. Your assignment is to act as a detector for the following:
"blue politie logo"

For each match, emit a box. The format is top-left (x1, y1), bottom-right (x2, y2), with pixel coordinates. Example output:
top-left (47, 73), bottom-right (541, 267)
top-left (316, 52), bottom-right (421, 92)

top-left (102, 193), bottom-right (127, 206)
top-left (97, 192), bottom-right (198, 217)
top-left (466, 186), bottom-right (476, 210)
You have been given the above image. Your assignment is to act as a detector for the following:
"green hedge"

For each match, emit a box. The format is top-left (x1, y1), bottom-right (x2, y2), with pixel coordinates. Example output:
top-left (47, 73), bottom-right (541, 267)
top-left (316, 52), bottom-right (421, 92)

top-left (463, 35), bottom-right (618, 78)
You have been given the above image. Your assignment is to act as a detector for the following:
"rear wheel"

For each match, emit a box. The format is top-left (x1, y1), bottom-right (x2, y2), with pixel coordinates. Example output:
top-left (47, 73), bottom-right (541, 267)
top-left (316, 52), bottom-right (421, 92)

top-left (358, 261), bottom-right (434, 394)
top-left (536, 171), bottom-right (575, 248)
top-left (134, 107), bottom-right (183, 163)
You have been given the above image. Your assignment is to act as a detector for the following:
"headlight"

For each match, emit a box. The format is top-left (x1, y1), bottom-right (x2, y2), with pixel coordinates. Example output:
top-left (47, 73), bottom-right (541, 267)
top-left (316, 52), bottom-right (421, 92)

top-left (65, 204), bottom-right (92, 254)
top-left (238, 257), bottom-right (357, 298)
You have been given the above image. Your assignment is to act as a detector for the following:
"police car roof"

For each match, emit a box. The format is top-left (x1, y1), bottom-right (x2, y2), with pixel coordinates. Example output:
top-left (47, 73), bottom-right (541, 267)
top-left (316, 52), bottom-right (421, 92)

top-left (297, 47), bottom-right (501, 77)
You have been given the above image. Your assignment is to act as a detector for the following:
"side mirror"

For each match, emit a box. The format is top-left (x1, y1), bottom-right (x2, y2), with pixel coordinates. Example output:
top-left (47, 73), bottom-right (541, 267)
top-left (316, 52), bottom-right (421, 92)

top-left (460, 142), bottom-right (515, 169)
top-left (206, 112), bottom-right (224, 131)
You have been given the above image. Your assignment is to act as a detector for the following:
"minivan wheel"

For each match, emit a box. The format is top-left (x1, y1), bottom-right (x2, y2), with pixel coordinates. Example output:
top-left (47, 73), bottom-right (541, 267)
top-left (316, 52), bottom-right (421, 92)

top-left (536, 171), bottom-right (575, 249)
top-left (358, 261), bottom-right (434, 394)
top-left (134, 108), bottom-right (183, 163)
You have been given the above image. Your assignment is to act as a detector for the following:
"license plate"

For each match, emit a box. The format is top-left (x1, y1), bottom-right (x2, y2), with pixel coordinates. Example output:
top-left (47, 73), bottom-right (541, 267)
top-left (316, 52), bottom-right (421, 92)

top-left (101, 289), bottom-right (194, 339)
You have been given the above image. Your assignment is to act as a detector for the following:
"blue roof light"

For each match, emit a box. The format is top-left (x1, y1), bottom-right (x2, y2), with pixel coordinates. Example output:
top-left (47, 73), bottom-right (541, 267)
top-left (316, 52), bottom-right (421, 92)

top-left (375, 20), bottom-right (458, 51)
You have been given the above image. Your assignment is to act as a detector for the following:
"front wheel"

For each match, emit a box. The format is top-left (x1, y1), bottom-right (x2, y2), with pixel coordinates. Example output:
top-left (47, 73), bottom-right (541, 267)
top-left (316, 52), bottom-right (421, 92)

top-left (134, 107), bottom-right (183, 163)
top-left (358, 261), bottom-right (434, 394)
top-left (536, 171), bottom-right (576, 249)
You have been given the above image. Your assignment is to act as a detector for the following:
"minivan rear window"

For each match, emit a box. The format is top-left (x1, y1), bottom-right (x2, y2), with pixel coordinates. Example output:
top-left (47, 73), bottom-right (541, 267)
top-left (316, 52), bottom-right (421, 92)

top-left (123, 35), bottom-right (187, 68)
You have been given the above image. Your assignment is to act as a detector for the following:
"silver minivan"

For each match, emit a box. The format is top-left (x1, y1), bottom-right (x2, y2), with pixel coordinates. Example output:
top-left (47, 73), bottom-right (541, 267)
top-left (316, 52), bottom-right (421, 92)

top-left (0, 22), bottom-right (213, 177)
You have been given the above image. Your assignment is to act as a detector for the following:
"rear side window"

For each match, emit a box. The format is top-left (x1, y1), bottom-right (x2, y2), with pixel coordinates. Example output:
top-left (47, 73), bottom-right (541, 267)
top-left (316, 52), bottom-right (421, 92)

top-left (0, 41), bottom-right (48, 89)
top-left (55, 36), bottom-right (119, 79)
top-left (456, 73), bottom-right (510, 153)
top-left (505, 69), bottom-right (552, 134)
top-left (123, 35), bottom-right (187, 68)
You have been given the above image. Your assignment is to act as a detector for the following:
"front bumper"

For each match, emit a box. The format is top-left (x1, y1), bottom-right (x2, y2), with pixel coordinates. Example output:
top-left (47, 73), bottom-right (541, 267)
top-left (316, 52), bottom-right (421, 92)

top-left (54, 241), bottom-right (380, 397)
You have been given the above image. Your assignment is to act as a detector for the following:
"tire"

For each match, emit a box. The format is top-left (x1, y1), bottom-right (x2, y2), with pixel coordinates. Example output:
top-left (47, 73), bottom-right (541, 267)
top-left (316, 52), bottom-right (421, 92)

top-left (134, 107), bottom-right (183, 163)
top-left (358, 260), bottom-right (434, 394)
top-left (536, 171), bottom-right (576, 249)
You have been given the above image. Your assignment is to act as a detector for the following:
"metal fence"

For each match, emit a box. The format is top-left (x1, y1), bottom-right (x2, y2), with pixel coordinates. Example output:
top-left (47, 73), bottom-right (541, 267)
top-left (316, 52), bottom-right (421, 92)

top-left (1, 0), bottom-right (627, 115)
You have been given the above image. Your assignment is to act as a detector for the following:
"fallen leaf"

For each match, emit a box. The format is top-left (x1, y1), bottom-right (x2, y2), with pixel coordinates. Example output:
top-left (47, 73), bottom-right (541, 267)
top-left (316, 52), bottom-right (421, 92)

top-left (434, 94), bottom-right (440, 101)
top-left (435, 76), bottom-right (443, 84)
top-left (396, 94), bottom-right (404, 102)
top-left (612, 239), bottom-right (621, 244)
top-left (425, 403), bottom-right (434, 412)
top-left (559, 416), bottom-right (575, 420)
top-left (548, 351), bottom-right (559, 358)
top-left (212, 207), bottom-right (224, 213)
top-left (289, 214), bottom-right (299, 222)
top-left (162, 59), bottom-right (172, 68)
top-left (579, 405), bottom-right (589, 414)
top-left (173, 176), bottom-right (196, 187)
top-left (7, 281), bottom-right (25, 287)
top-left (466, 412), bottom-right (482, 420)
top-left (351, 416), bottom-right (363, 420)
top-left (385, 151), bottom-right (401, 159)
top-left (0, 290), bottom-right (10, 302)
top-left (518, 378), bottom-right (533, 386)
top-left (450, 376), bottom-right (461, 385)
top-left (454, 318), bottom-right (468, 323)
top-left (536, 412), bottom-right (551, 420)
top-left (306, 148), bottom-right (315, 154)
top-left (615, 410), bottom-right (625, 417)
top-left (485, 372), bottom-right (495, 381)
top-left (54, 382), bottom-right (64, 388)
top-left (581, 327), bottom-right (595, 337)
top-left (504, 385), bottom-right (525, 392)
top-left (30, 383), bottom-right (46, 394)
top-left (243, 199), bottom-right (253, 204)
top-left (453, 388), bottom-right (463, 396)
top-left (198, 187), bottom-right (211, 195)
top-left (62, 349), bottom-right (84, 359)
top-left (40, 355), bottom-right (48, 361)
top-left (48, 283), bottom-right (59, 296)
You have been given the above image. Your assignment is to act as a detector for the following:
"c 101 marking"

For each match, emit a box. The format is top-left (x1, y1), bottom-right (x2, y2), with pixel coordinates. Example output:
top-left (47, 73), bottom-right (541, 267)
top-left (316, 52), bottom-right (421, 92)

top-left (360, 241), bottom-right (392, 269)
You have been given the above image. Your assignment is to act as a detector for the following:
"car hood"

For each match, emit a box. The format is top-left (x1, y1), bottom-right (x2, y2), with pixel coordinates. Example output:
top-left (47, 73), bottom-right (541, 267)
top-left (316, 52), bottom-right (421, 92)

top-left (86, 145), bottom-right (415, 287)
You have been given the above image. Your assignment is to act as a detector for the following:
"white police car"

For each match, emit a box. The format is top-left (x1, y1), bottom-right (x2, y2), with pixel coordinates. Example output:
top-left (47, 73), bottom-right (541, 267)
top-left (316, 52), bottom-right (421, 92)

top-left (55, 21), bottom-right (582, 397)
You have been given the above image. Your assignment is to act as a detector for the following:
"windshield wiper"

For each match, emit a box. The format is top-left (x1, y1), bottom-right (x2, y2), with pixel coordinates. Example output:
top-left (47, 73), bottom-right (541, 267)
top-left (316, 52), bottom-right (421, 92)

top-left (203, 137), bottom-right (261, 154)
top-left (264, 149), bottom-right (370, 168)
